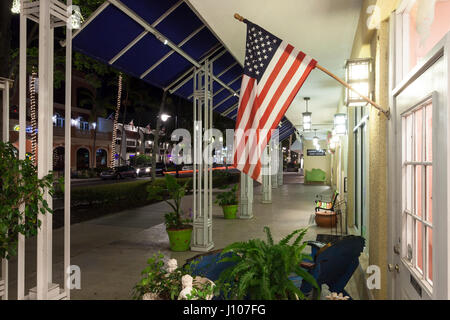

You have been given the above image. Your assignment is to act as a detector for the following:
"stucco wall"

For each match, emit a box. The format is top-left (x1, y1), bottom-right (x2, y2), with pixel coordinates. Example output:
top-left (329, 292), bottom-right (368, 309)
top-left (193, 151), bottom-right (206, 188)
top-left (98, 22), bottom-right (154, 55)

top-left (344, 0), bottom-right (401, 300)
top-left (303, 139), bottom-right (331, 185)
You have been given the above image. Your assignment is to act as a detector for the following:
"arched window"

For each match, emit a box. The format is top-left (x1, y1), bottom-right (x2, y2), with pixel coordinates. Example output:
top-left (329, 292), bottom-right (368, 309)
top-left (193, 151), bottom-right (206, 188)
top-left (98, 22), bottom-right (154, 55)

top-left (76, 148), bottom-right (90, 170)
top-left (53, 147), bottom-right (65, 171)
top-left (96, 148), bottom-right (108, 168)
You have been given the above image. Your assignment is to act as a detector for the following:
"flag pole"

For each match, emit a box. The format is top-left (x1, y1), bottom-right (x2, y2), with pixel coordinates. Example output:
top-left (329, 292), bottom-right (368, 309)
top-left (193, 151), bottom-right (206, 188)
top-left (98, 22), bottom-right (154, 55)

top-left (233, 13), bottom-right (390, 119)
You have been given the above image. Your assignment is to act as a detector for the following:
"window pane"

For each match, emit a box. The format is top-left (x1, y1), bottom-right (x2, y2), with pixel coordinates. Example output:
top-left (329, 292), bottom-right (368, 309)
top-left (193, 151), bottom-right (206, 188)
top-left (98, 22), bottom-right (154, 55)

top-left (409, 1), bottom-right (450, 72)
top-left (406, 165), bottom-right (412, 212)
top-left (426, 227), bottom-right (433, 283)
top-left (405, 214), bottom-right (413, 262)
top-left (415, 109), bottom-right (423, 162)
top-left (406, 114), bottom-right (413, 162)
top-left (425, 103), bottom-right (432, 162)
top-left (415, 165), bottom-right (423, 218)
top-left (426, 166), bottom-right (432, 223)
top-left (416, 220), bottom-right (423, 273)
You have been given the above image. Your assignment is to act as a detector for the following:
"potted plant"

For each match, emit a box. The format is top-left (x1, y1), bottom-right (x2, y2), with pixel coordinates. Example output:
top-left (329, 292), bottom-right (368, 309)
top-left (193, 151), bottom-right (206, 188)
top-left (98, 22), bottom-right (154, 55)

top-left (215, 226), bottom-right (320, 300)
top-left (215, 184), bottom-right (239, 219)
top-left (0, 142), bottom-right (54, 260)
top-left (147, 174), bottom-right (192, 251)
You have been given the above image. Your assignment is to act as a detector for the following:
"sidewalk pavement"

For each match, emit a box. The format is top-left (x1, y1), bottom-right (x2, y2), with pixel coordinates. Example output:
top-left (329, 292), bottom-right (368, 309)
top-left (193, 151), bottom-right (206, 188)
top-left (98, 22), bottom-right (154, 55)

top-left (6, 173), bottom-right (359, 300)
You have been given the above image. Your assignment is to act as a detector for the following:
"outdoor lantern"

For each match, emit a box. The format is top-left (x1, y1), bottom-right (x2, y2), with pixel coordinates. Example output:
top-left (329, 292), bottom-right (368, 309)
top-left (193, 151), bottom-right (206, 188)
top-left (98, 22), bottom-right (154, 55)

top-left (302, 97), bottom-right (312, 131)
top-left (345, 58), bottom-right (372, 107)
top-left (334, 113), bottom-right (347, 135)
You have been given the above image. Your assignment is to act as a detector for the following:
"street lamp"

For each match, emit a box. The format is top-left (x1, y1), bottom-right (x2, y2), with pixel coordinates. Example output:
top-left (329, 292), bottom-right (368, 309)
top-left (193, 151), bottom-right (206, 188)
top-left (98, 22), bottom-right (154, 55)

top-left (302, 97), bottom-right (312, 131)
top-left (160, 113), bottom-right (171, 122)
top-left (345, 58), bottom-right (372, 107)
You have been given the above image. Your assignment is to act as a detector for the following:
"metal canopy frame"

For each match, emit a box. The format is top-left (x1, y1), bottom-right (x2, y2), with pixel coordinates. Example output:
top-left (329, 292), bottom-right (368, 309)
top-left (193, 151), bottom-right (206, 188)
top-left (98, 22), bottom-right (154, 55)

top-left (70, 0), bottom-right (296, 138)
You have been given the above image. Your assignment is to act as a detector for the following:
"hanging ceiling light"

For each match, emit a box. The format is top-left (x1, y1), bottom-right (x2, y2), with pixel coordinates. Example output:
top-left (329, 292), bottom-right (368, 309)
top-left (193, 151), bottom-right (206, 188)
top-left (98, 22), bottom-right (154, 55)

top-left (302, 97), bottom-right (312, 131)
top-left (313, 129), bottom-right (319, 146)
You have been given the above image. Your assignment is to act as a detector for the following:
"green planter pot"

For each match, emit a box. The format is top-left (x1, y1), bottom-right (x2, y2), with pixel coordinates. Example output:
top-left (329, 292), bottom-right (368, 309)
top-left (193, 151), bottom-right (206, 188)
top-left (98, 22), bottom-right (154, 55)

top-left (167, 227), bottom-right (193, 252)
top-left (222, 204), bottom-right (238, 219)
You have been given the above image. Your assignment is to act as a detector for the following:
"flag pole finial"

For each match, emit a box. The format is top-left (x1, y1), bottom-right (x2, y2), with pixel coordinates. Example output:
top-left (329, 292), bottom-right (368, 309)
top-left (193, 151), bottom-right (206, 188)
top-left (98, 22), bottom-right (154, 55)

top-left (234, 13), bottom-right (245, 22)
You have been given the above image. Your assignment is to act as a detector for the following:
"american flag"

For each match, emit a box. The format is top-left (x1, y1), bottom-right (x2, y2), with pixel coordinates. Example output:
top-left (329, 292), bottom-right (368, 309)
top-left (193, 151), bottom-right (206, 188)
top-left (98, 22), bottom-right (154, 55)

top-left (233, 20), bottom-right (317, 183)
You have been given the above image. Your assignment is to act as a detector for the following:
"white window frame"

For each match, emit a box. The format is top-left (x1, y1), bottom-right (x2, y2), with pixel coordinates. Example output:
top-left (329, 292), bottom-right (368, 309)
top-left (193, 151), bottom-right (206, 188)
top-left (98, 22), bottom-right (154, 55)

top-left (401, 96), bottom-right (434, 294)
top-left (394, 0), bottom-right (417, 85)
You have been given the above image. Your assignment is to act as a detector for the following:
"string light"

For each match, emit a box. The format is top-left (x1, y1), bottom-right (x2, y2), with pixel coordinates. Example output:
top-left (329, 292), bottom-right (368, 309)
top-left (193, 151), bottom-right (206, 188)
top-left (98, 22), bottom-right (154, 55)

top-left (111, 73), bottom-right (123, 168)
top-left (30, 67), bottom-right (37, 165)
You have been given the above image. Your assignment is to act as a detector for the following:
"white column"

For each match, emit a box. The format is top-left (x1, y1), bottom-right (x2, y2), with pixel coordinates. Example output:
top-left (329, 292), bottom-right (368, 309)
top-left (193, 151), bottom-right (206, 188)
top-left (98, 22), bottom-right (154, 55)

top-left (2, 80), bottom-right (9, 142)
top-left (261, 144), bottom-right (272, 204)
top-left (64, 0), bottom-right (72, 299)
top-left (46, 23), bottom-right (54, 284)
top-left (271, 139), bottom-right (279, 189)
top-left (17, 0), bottom-right (27, 299)
top-left (239, 172), bottom-right (253, 219)
top-left (36, 0), bottom-right (51, 299)
top-left (191, 60), bottom-right (214, 252)
top-left (278, 146), bottom-right (283, 186)
top-left (1, 77), bottom-right (10, 300)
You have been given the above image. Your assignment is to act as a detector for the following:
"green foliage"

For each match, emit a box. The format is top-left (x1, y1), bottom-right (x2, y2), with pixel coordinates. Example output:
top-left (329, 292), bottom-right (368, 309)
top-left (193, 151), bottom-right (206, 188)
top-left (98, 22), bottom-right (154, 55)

top-left (71, 179), bottom-right (152, 207)
top-left (214, 184), bottom-right (238, 206)
top-left (212, 170), bottom-right (239, 187)
top-left (215, 227), bottom-right (319, 300)
top-left (0, 142), bottom-right (54, 260)
top-left (132, 252), bottom-right (183, 300)
top-left (147, 174), bottom-right (191, 229)
top-left (186, 281), bottom-right (215, 300)
top-left (130, 154), bottom-right (152, 167)
top-left (132, 252), bottom-right (211, 300)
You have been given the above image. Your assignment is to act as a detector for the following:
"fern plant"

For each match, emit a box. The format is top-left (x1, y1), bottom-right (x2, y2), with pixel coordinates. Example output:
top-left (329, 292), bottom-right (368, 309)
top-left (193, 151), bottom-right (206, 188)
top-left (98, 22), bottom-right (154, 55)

top-left (215, 226), bottom-right (319, 300)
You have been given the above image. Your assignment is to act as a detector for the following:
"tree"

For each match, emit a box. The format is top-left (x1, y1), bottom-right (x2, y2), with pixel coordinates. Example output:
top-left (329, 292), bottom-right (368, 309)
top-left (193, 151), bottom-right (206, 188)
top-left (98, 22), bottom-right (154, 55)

top-left (152, 91), bottom-right (168, 182)
top-left (78, 87), bottom-right (113, 167)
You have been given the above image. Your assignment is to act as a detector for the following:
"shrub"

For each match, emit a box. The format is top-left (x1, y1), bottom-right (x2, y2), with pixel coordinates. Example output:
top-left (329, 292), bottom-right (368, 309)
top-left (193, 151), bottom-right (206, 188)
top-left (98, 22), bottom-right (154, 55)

top-left (0, 142), bottom-right (54, 259)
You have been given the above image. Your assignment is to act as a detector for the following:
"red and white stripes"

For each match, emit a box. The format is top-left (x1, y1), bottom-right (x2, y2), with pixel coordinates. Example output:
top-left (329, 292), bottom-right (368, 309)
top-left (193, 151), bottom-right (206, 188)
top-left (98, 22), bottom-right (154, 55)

top-left (234, 41), bottom-right (317, 183)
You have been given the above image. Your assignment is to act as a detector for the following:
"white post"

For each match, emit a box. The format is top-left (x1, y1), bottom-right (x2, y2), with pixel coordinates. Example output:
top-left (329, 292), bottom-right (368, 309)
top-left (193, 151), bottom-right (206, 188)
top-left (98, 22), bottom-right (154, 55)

top-left (278, 146), bottom-right (283, 186)
top-left (191, 60), bottom-right (214, 252)
top-left (1, 76), bottom-right (10, 300)
top-left (271, 139), bottom-right (279, 189)
top-left (0, 84), bottom-right (8, 297)
top-left (239, 172), bottom-right (253, 219)
top-left (17, 0), bottom-right (27, 299)
top-left (36, 0), bottom-right (51, 299)
top-left (2, 80), bottom-right (9, 142)
top-left (64, 0), bottom-right (72, 299)
top-left (261, 144), bottom-right (272, 204)
top-left (46, 22), bottom-right (54, 284)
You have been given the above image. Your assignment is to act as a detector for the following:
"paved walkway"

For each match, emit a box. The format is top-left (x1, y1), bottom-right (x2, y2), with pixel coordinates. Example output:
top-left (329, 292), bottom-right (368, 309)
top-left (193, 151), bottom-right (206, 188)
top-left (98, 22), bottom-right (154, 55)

top-left (7, 173), bottom-right (358, 300)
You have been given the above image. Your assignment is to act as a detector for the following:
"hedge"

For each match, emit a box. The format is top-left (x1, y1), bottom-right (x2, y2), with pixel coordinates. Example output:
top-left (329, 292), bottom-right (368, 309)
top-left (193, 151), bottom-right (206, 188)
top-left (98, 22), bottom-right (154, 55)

top-left (70, 172), bottom-right (239, 210)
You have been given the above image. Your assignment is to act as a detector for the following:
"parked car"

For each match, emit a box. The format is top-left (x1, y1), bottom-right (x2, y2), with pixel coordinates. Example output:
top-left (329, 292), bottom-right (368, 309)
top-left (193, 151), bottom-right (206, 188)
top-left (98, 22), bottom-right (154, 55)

top-left (181, 164), bottom-right (193, 171)
top-left (100, 166), bottom-right (137, 180)
top-left (155, 162), bottom-right (166, 175)
top-left (135, 165), bottom-right (151, 177)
